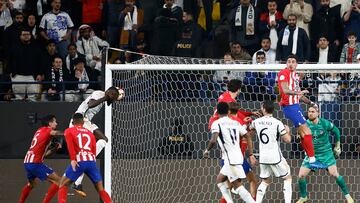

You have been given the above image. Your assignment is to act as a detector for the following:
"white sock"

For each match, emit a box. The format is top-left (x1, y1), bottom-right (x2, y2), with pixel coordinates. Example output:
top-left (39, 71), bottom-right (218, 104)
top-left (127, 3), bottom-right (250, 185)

top-left (75, 174), bottom-right (84, 186)
top-left (96, 139), bottom-right (107, 156)
top-left (283, 179), bottom-right (292, 203)
top-left (309, 156), bottom-right (316, 163)
top-left (217, 182), bottom-right (233, 203)
top-left (256, 181), bottom-right (269, 203)
top-left (235, 185), bottom-right (255, 203)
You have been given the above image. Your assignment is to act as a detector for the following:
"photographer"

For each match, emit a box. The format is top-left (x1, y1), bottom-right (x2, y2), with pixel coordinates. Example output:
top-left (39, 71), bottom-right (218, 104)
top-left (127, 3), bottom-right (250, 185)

top-left (343, 0), bottom-right (360, 40)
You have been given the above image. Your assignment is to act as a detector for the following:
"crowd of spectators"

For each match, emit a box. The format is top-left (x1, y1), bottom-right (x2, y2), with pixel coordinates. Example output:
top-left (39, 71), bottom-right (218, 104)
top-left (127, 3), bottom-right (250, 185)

top-left (0, 0), bottom-right (360, 102)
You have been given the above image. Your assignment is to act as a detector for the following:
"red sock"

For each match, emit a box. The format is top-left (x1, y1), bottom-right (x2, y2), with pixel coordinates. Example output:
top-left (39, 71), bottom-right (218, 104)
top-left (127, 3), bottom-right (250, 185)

top-left (19, 184), bottom-right (32, 203)
top-left (57, 186), bottom-right (68, 203)
top-left (301, 135), bottom-right (315, 157)
top-left (42, 183), bottom-right (59, 203)
top-left (219, 196), bottom-right (227, 203)
top-left (99, 190), bottom-right (112, 203)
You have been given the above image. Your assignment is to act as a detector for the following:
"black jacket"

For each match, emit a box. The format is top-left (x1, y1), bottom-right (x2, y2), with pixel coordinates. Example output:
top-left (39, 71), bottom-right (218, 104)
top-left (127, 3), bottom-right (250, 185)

top-left (276, 26), bottom-right (310, 62)
top-left (310, 5), bottom-right (342, 44)
top-left (150, 16), bottom-right (179, 56)
top-left (311, 44), bottom-right (339, 63)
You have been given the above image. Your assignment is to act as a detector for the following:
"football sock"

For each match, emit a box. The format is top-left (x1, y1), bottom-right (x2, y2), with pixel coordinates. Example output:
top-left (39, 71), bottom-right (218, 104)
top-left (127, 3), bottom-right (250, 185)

top-left (283, 179), bottom-right (292, 203)
top-left (217, 182), bottom-right (233, 203)
top-left (96, 139), bottom-right (107, 156)
top-left (235, 185), bottom-right (255, 203)
top-left (336, 176), bottom-right (350, 196)
top-left (298, 178), bottom-right (308, 198)
top-left (57, 186), bottom-right (68, 203)
top-left (99, 190), bottom-right (112, 203)
top-left (255, 181), bottom-right (268, 203)
top-left (219, 196), bottom-right (227, 203)
top-left (301, 135), bottom-right (315, 160)
top-left (42, 183), bottom-right (59, 203)
top-left (19, 184), bottom-right (32, 203)
top-left (74, 174), bottom-right (84, 186)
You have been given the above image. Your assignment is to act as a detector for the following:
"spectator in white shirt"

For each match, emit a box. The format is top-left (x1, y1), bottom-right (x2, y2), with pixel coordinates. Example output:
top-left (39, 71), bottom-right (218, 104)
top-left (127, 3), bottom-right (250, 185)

top-left (252, 37), bottom-right (276, 64)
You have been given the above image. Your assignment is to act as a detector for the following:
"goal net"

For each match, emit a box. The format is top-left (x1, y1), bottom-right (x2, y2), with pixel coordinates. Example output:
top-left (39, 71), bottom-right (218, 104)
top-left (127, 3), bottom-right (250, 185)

top-left (104, 54), bottom-right (360, 202)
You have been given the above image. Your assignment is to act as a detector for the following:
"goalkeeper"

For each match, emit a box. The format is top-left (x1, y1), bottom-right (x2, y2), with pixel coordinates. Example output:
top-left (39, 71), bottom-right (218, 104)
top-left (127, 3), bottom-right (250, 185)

top-left (296, 107), bottom-right (354, 203)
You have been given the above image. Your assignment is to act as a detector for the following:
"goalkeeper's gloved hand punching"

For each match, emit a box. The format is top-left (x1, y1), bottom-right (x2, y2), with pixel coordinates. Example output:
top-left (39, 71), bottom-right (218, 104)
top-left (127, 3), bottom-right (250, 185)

top-left (333, 142), bottom-right (341, 157)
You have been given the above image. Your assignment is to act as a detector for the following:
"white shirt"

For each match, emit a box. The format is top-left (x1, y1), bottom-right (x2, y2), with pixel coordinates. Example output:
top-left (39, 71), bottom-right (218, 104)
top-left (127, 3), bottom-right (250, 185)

top-left (252, 48), bottom-right (276, 64)
top-left (40, 11), bottom-right (74, 43)
top-left (318, 47), bottom-right (329, 64)
top-left (211, 116), bottom-right (248, 165)
top-left (250, 116), bottom-right (287, 164)
top-left (76, 91), bottom-right (105, 121)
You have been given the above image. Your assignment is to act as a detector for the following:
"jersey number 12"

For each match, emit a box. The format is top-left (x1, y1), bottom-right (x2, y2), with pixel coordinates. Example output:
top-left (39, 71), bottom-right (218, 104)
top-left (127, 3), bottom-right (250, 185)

top-left (77, 133), bottom-right (91, 150)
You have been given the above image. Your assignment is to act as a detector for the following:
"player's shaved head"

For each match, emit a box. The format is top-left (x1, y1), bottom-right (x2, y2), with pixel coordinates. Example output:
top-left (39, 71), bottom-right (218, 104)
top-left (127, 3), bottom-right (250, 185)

top-left (262, 100), bottom-right (274, 114)
top-left (228, 102), bottom-right (240, 115)
top-left (72, 113), bottom-right (84, 125)
top-left (41, 114), bottom-right (56, 126)
top-left (217, 102), bottom-right (229, 115)
top-left (227, 79), bottom-right (242, 93)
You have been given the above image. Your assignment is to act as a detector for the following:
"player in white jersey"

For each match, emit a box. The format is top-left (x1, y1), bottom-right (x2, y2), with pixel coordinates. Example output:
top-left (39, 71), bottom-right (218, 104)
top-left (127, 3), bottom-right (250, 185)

top-left (203, 102), bottom-right (255, 203)
top-left (249, 100), bottom-right (292, 203)
top-left (70, 86), bottom-right (124, 196)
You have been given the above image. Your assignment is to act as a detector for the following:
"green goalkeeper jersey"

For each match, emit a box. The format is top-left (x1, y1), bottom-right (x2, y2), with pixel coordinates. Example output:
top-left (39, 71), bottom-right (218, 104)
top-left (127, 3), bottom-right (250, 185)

top-left (306, 118), bottom-right (335, 155)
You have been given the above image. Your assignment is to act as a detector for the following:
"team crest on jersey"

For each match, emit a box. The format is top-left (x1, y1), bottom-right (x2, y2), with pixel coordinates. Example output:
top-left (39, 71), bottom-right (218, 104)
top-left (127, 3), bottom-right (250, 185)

top-left (279, 75), bottom-right (285, 80)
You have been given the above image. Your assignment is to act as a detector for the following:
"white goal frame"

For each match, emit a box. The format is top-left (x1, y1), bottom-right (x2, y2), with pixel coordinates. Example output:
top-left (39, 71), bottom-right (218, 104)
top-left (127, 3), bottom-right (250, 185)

top-left (104, 63), bottom-right (360, 195)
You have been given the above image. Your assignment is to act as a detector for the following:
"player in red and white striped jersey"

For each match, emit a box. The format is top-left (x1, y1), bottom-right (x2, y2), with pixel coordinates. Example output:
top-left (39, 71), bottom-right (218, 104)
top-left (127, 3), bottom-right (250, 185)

top-left (19, 115), bottom-right (63, 203)
top-left (278, 54), bottom-right (326, 169)
top-left (58, 113), bottom-right (112, 203)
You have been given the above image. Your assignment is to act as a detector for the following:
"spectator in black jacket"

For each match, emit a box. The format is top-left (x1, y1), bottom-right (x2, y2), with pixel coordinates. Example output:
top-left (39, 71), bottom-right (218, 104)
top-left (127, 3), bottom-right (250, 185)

top-left (3, 11), bottom-right (24, 59)
top-left (276, 14), bottom-right (310, 62)
top-left (7, 27), bottom-right (43, 101)
top-left (310, 0), bottom-right (342, 52)
top-left (311, 35), bottom-right (339, 63)
top-left (182, 11), bottom-right (204, 48)
top-left (64, 43), bottom-right (85, 76)
top-left (43, 55), bottom-right (69, 101)
top-left (0, 73), bottom-right (12, 101)
top-left (151, 8), bottom-right (179, 56)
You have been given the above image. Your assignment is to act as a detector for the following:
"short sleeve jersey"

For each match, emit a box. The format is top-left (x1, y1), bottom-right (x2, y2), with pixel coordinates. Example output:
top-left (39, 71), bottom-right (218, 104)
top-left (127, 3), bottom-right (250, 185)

top-left (250, 116), bottom-right (287, 164)
top-left (278, 68), bottom-right (301, 106)
top-left (24, 127), bottom-right (52, 163)
top-left (211, 116), bottom-right (248, 165)
top-left (76, 91), bottom-right (105, 121)
top-left (64, 126), bottom-right (97, 162)
top-left (39, 11), bottom-right (74, 42)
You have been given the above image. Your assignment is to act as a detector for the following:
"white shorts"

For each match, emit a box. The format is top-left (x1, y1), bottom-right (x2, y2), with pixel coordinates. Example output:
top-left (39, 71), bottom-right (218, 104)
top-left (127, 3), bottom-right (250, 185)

top-left (220, 164), bottom-right (246, 182)
top-left (69, 118), bottom-right (99, 133)
top-left (259, 159), bottom-right (291, 179)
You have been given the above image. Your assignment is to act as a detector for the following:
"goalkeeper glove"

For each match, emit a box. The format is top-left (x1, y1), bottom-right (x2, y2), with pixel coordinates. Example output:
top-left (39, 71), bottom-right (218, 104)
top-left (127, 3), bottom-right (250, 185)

top-left (333, 142), bottom-right (341, 157)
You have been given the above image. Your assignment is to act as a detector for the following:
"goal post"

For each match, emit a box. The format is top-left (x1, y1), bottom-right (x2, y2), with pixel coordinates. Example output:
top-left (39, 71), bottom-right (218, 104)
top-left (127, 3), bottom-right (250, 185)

top-left (104, 62), bottom-right (360, 202)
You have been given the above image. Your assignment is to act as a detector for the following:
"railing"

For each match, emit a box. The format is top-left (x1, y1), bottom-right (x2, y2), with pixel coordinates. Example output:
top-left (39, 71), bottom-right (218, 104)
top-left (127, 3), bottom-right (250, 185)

top-left (0, 80), bottom-right (101, 101)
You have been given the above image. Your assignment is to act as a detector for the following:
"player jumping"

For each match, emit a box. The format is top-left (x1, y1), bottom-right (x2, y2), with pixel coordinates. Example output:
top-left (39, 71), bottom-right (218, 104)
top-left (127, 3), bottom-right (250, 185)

top-left (70, 86), bottom-right (123, 196)
top-left (249, 100), bottom-right (292, 203)
top-left (204, 102), bottom-right (255, 203)
top-left (19, 115), bottom-right (63, 203)
top-left (58, 113), bottom-right (112, 203)
top-left (296, 107), bottom-right (354, 203)
top-left (278, 54), bottom-right (326, 169)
